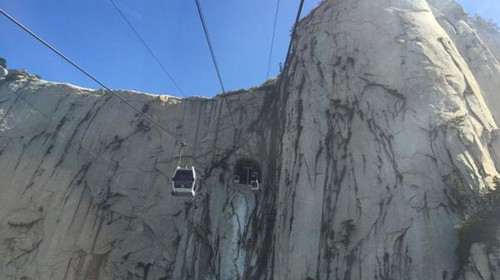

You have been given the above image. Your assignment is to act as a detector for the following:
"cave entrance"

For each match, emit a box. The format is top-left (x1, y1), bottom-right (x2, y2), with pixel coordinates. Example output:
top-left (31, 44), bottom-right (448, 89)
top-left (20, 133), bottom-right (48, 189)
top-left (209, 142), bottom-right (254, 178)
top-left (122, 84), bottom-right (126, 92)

top-left (233, 158), bottom-right (261, 190)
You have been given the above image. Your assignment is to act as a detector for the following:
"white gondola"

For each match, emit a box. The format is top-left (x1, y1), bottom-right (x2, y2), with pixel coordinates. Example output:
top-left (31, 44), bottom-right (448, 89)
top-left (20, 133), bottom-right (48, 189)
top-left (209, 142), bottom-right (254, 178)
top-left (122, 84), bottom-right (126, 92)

top-left (233, 175), bottom-right (241, 184)
top-left (171, 166), bottom-right (196, 197)
top-left (249, 180), bottom-right (260, 191)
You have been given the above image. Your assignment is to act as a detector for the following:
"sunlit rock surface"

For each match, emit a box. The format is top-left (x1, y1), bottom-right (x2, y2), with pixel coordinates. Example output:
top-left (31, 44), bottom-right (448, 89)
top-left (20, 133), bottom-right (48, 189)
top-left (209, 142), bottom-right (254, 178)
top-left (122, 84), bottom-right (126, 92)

top-left (273, 0), bottom-right (499, 279)
top-left (1, 0), bottom-right (500, 279)
top-left (0, 66), bottom-right (7, 79)
top-left (0, 71), bottom-right (274, 279)
top-left (428, 0), bottom-right (500, 129)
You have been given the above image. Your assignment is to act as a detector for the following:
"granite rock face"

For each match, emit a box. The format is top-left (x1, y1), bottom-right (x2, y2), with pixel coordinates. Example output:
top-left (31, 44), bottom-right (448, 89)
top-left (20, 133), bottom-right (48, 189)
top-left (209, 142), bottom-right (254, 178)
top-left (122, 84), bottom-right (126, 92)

top-left (0, 71), bottom-right (275, 279)
top-left (0, 66), bottom-right (7, 79)
top-left (1, 0), bottom-right (500, 279)
top-left (273, 0), bottom-right (499, 278)
top-left (472, 16), bottom-right (500, 61)
top-left (458, 242), bottom-right (500, 280)
top-left (428, 0), bottom-right (500, 128)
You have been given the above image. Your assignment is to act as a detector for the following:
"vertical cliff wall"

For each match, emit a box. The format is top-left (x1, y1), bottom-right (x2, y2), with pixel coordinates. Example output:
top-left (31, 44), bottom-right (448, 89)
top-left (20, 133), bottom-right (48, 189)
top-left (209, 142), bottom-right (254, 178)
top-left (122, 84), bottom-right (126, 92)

top-left (0, 70), bottom-right (279, 279)
top-left (272, 0), bottom-right (499, 279)
top-left (427, 0), bottom-right (500, 131)
top-left (1, 0), bottom-right (500, 279)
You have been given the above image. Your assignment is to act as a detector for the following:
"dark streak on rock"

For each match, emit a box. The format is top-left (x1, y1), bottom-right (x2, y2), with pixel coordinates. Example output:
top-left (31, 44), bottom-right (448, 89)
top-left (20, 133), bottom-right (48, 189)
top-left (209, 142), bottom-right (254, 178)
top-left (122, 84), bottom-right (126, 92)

top-left (22, 143), bottom-right (54, 195)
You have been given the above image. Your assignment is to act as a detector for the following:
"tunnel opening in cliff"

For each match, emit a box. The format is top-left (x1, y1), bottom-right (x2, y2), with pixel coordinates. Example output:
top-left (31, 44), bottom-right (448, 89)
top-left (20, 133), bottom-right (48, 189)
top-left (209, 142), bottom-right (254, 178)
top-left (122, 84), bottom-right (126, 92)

top-left (233, 158), bottom-right (262, 185)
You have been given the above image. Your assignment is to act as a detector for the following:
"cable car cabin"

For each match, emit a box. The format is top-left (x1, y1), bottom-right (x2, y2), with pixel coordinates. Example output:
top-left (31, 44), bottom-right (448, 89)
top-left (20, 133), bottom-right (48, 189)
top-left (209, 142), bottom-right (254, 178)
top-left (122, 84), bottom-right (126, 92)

top-left (171, 166), bottom-right (196, 197)
top-left (233, 175), bottom-right (241, 184)
top-left (249, 180), bottom-right (260, 190)
top-left (233, 158), bottom-right (261, 191)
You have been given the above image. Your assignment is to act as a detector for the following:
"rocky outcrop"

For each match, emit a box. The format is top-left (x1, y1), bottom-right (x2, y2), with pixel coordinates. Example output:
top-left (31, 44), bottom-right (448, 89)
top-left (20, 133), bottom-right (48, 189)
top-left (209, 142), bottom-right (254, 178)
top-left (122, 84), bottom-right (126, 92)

top-left (427, 0), bottom-right (500, 127)
top-left (0, 58), bottom-right (8, 79)
top-left (1, 0), bottom-right (500, 279)
top-left (273, 0), bottom-right (499, 279)
top-left (0, 66), bottom-right (7, 79)
top-left (458, 242), bottom-right (500, 280)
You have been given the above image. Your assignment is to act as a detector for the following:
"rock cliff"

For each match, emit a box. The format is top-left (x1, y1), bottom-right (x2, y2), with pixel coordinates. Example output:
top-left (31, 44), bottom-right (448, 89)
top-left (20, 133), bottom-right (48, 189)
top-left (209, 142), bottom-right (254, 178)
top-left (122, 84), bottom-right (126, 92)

top-left (458, 242), bottom-right (500, 280)
top-left (471, 16), bottom-right (500, 61)
top-left (1, 0), bottom-right (500, 279)
top-left (0, 69), bottom-right (276, 279)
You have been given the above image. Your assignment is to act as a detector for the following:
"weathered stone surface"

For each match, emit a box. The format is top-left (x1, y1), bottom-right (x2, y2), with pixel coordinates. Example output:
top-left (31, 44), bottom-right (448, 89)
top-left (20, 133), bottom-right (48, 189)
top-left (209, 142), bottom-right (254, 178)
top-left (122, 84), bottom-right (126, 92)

top-left (273, 0), bottom-right (499, 279)
top-left (0, 66), bottom-right (7, 79)
top-left (428, 0), bottom-right (500, 131)
top-left (1, 0), bottom-right (500, 279)
top-left (0, 73), bottom-right (275, 279)
top-left (458, 242), bottom-right (500, 280)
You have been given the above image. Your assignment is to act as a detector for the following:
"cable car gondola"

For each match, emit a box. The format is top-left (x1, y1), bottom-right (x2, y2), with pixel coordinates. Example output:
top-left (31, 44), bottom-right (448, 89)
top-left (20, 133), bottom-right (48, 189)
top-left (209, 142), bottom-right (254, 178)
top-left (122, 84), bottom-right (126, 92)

top-left (233, 175), bottom-right (240, 184)
top-left (171, 166), bottom-right (196, 197)
top-left (249, 180), bottom-right (260, 191)
top-left (249, 172), bottom-right (259, 191)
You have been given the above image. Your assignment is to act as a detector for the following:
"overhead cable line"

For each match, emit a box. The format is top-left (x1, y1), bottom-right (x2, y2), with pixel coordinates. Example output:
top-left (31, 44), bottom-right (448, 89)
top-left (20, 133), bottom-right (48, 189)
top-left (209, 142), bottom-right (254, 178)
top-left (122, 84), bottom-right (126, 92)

top-left (193, 0), bottom-right (237, 130)
top-left (266, 0), bottom-right (281, 80)
top-left (278, 0), bottom-right (305, 92)
top-left (0, 8), bottom-right (186, 145)
top-left (109, 0), bottom-right (184, 95)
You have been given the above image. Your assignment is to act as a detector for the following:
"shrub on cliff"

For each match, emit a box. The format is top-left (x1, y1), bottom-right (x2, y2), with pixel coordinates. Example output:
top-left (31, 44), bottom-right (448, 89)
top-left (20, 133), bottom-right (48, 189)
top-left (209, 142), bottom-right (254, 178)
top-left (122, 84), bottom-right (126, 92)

top-left (455, 177), bottom-right (500, 266)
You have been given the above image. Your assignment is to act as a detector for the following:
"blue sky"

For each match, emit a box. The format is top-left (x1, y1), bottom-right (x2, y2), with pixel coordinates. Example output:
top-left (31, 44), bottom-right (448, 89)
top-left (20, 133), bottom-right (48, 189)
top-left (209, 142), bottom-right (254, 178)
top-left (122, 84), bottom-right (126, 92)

top-left (1, 0), bottom-right (499, 97)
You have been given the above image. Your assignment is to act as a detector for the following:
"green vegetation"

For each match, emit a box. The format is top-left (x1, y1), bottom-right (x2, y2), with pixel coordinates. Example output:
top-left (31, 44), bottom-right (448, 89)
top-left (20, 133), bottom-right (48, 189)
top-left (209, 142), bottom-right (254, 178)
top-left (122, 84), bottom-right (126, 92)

top-left (455, 177), bottom-right (500, 266)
